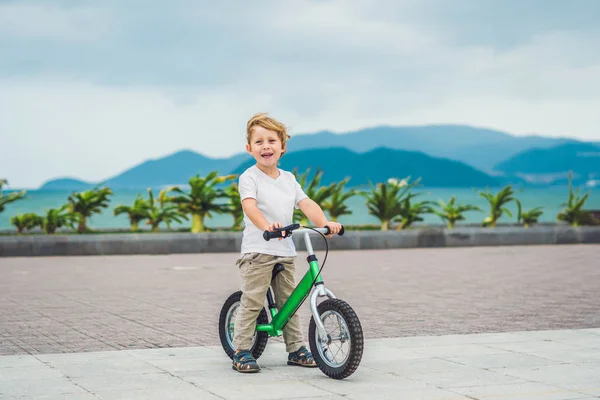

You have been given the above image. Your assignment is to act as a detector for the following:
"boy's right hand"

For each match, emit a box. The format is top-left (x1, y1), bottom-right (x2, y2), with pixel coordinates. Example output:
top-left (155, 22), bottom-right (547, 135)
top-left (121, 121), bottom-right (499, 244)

top-left (268, 222), bottom-right (286, 240)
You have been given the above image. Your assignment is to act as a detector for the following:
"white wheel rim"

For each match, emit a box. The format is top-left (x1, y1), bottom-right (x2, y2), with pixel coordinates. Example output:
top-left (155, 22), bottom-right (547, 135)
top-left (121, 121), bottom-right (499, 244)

top-left (315, 310), bottom-right (351, 368)
top-left (225, 301), bottom-right (257, 351)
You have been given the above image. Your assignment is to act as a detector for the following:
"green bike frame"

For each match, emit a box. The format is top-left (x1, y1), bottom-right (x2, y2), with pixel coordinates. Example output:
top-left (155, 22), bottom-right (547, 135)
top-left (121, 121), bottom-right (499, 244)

top-left (254, 227), bottom-right (336, 343)
top-left (256, 257), bottom-right (322, 337)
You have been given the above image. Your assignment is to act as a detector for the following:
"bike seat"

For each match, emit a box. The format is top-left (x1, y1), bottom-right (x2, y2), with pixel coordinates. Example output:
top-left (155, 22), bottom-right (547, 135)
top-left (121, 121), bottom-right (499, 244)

top-left (272, 263), bottom-right (285, 281)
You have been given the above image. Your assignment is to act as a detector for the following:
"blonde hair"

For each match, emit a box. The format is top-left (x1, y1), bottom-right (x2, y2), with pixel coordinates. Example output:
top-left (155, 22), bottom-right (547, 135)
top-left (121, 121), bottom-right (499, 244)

top-left (246, 113), bottom-right (291, 153)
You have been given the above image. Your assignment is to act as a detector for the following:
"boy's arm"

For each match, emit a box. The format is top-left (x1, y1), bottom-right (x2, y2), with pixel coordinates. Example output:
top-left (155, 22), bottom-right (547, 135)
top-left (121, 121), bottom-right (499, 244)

top-left (241, 198), bottom-right (271, 231)
top-left (297, 198), bottom-right (329, 228)
top-left (242, 198), bottom-right (286, 237)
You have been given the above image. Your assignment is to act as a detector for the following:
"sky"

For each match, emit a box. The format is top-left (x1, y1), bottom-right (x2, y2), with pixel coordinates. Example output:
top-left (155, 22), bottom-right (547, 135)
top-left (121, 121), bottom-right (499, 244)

top-left (1, 0), bottom-right (599, 188)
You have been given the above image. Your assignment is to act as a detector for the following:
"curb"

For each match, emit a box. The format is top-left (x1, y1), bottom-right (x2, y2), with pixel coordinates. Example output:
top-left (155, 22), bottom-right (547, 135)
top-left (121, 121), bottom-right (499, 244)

top-left (1, 225), bottom-right (600, 257)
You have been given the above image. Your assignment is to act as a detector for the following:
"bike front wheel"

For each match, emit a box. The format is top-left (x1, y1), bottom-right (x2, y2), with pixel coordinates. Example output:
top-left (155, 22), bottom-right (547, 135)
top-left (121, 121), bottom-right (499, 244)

top-left (308, 298), bottom-right (364, 379)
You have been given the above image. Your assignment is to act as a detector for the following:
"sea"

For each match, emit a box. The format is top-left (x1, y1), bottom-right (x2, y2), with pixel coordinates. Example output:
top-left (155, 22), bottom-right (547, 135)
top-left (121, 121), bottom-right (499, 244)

top-left (2, 186), bottom-right (599, 231)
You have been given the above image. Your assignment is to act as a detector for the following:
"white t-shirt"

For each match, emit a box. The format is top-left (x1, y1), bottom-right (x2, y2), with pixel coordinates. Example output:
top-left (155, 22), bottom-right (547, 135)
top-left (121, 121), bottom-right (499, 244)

top-left (238, 165), bottom-right (308, 257)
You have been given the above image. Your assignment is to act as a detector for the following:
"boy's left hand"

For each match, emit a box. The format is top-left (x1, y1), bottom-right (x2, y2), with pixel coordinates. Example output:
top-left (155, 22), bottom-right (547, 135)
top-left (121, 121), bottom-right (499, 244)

top-left (323, 221), bottom-right (342, 237)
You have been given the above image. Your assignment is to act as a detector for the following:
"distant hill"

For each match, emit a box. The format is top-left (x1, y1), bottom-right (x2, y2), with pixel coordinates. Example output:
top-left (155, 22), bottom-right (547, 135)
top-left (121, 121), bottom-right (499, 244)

top-left (40, 150), bottom-right (252, 190)
top-left (494, 143), bottom-right (600, 184)
top-left (232, 147), bottom-right (500, 187)
top-left (40, 178), bottom-right (95, 191)
top-left (101, 150), bottom-right (251, 189)
top-left (286, 125), bottom-right (588, 172)
top-left (38, 124), bottom-right (598, 190)
top-left (39, 147), bottom-right (504, 190)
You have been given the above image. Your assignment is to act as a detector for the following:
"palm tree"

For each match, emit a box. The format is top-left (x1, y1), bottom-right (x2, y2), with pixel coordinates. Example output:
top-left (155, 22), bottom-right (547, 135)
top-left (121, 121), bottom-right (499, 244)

top-left (321, 178), bottom-right (358, 222)
top-left (113, 194), bottom-right (150, 231)
top-left (0, 179), bottom-right (26, 213)
top-left (292, 168), bottom-right (337, 225)
top-left (433, 196), bottom-right (481, 229)
top-left (40, 205), bottom-right (72, 234)
top-left (515, 199), bottom-right (543, 228)
top-left (395, 193), bottom-right (435, 230)
top-left (362, 177), bottom-right (419, 231)
top-left (145, 188), bottom-right (188, 232)
top-left (224, 183), bottom-right (244, 230)
top-left (557, 172), bottom-right (593, 227)
top-left (478, 185), bottom-right (515, 227)
top-left (67, 186), bottom-right (113, 233)
top-left (167, 172), bottom-right (237, 233)
top-left (10, 212), bottom-right (42, 235)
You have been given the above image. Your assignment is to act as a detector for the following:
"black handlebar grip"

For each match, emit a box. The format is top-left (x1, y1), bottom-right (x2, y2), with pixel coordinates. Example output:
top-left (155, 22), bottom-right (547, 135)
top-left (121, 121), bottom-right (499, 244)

top-left (263, 230), bottom-right (285, 241)
top-left (324, 226), bottom-right (345, 236)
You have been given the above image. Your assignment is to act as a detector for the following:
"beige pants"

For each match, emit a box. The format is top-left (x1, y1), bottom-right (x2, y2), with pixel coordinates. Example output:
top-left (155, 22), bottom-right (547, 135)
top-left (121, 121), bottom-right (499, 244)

top-left (233, 252), bottom-right (305, 353)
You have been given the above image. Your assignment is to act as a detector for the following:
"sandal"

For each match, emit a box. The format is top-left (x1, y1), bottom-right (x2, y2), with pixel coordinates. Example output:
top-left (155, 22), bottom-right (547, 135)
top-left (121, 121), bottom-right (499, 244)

top-left (287, 346), bottom-right (318, 367)
top-left (232, 350), bottom-right (260, 373)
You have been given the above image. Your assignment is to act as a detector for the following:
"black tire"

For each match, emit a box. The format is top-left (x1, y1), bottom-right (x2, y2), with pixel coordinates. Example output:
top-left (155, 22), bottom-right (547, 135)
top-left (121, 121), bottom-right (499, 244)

top-left (309, 298), bottom-right (363, 379)
top-left (219, 291), bottom-right (269, 360)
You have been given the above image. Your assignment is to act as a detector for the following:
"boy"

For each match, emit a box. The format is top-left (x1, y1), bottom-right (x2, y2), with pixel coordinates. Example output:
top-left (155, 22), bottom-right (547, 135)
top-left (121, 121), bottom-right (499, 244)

top-left (233, 112), bottom-right (342, 373)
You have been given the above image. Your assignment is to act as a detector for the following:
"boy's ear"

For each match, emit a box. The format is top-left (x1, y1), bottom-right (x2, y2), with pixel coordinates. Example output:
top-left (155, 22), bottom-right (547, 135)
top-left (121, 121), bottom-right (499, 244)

top-left (245, 143), bottom-right (252, 154)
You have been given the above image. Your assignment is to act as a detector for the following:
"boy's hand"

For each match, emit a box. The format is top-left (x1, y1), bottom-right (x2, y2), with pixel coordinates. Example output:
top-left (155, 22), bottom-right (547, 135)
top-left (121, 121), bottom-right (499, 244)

top-left (324, 221), bottom-right (342, 237)
top-left (268, 222), bottom-right (286, 240)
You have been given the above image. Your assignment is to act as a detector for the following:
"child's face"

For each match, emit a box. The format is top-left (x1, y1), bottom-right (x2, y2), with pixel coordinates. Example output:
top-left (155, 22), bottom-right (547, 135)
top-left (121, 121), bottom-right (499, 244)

top-left (246, 126), bottom-right (285, 168)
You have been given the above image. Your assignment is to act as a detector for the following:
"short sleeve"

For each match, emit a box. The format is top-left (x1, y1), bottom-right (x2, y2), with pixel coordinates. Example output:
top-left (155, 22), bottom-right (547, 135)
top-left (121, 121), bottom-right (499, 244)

top-left (238, 172), bottom-right (257, 201)
top-left (293, 175), bottom-right (308, 209)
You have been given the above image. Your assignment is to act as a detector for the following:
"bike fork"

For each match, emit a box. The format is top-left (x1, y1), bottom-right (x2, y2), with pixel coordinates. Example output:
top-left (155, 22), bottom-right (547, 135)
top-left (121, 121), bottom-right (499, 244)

top-left (303, 231), bottom-right (337, 344)
top-left (310, 284), bottom-right (336, 343)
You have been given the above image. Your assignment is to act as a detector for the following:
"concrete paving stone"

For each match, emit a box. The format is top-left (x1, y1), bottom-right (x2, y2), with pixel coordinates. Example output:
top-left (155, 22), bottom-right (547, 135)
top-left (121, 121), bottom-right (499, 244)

top-left (403, 365), bottom-right (529, 388)
top-left (178, 367), bottom-right (296, 386)
top-left (0, 355), bottom-right (45, 368)
top-left (0, 364), bottom-right (65, 381)
top-left (486, 340), bottom-right (588, 354)
top-left (307, 367), bottom-right (433, 396)
top-left (50, 358), bottom-right (163, 378)
top-left (68, 371), bottom-right (191, 393)
top-left (344, 387), bottom-right (472, 400)
top-left (125, 345), bottom-right (222, 360)
top-left (93, 387), bottom-right (223, 400)
top-left (375, 331), bottom-right (541, 348)
top-left (447, 381), bottom-right (592, 400)
top-left (361, 358), bottom-right (470, 375)
top-left (440, 352), bottom-right (568, 369)
top-left (408, 343), bottom-right (513, 358)
top-left (1, 331), bottom-right (600, 399)
top-left (145, 355), bottom-right (232, 373)
top-left (2, 393), bottom-right (98, 400)
top-left (523, 348), bottom-right (600, 364)
top-left (36, 350), bottom-right (135, 366)
top-left (202, 379), bottom-right (335, 400)
top-left (0, 377), bottom-right (87, 397)
top-left (491, 364), bottom-right (600, 390)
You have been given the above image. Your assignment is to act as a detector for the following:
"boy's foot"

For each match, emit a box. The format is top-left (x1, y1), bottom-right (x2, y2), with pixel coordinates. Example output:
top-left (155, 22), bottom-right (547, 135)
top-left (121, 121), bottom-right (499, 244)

top-left (287, 346), bottom-right (318, 367)
top-left (232, 350), bottom-right (260, 373)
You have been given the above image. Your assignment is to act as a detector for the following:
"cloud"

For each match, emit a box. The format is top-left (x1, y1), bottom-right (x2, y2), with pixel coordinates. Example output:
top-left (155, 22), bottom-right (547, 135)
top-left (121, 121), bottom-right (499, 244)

top-left (0, 0), bottom-right (599, 187)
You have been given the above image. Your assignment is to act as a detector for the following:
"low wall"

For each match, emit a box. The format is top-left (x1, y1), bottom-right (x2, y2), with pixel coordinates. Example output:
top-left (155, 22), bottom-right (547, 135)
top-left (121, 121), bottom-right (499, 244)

top-left (1, 225), bottom-right (600, 257)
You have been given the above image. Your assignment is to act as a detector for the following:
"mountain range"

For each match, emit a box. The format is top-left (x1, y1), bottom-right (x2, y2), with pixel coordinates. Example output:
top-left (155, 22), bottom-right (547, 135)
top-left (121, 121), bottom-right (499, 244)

top-left (39, 124), bottom-right (600, 190)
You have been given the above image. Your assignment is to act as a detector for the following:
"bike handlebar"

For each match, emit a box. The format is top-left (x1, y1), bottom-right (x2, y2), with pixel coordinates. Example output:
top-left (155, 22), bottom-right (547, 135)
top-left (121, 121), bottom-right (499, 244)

top-left (263, 224), bottom-right (345, 241)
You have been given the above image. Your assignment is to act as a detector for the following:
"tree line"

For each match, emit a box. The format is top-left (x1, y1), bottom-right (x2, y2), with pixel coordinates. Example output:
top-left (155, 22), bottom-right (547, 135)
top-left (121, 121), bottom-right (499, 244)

top-left (0, 170), bottom-right (596, 235)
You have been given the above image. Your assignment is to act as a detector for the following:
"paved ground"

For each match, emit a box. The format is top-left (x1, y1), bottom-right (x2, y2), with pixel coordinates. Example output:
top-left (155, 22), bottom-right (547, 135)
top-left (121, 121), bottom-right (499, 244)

top-left (1, 329), bottom-right (599, 399)
top-left (2, 245), bottom-right (600, 356)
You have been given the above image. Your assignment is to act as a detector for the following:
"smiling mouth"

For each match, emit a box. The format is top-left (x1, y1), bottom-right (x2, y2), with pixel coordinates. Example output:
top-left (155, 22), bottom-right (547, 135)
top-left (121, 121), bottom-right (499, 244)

top-left (262, 153), bottom-right (274, 158)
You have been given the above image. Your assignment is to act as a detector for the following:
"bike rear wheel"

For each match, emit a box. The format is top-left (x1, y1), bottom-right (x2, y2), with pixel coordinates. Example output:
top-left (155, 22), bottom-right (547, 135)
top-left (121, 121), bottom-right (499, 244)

top-left (219, 291), bottom-right (269, 360)
top-left (308, 298), bottom-right (363, 379)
